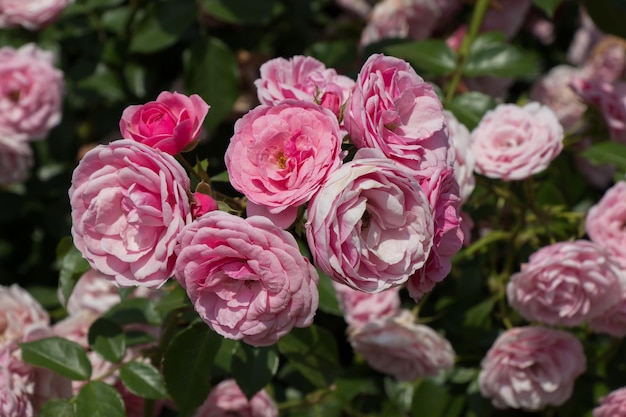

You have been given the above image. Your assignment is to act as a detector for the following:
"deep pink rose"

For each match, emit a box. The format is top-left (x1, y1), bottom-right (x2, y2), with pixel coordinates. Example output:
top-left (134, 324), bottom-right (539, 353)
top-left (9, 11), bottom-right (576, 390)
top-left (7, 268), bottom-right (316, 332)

top-left (120, 91), bottom-right (209, 155)
top-left (332, 281), bottom-right (400, 328)
top-left (0, 139), bottom-right (32, 185)
top-left (225, 100), bottom-right (343, 227)
top-left (444, 111), bottom-right (475, 203)
top-left (194, 379), bottom-right (277, 417)
top-left (0, 43), bottom-right (63, 141)
top-left (0, 285), bottom-right (49, 349)
top-left (344, 54), bottom-right (453, 178)
top-left (175, 211), bottom-right (319, 347)
top-left (471, 102), bottom-right (564, 181)
top-left (0, 0), bottom-right (73, 30)
top-left (586, 181), bottom-right (626, 267)
top-left (254, 56), bottom-right (354, 118)
top-left (479, 326), bottom-right (586, 411)
top-left (594, 387), bottom-right (626, 417)
top-left (507, 240), bottom-right (624, 327)
top-left (69, 139), bottom-right (192, 288)
top-left (306, 148), bottom-right (434, 293)
top-left (349, 310), bottom-right (455, 381)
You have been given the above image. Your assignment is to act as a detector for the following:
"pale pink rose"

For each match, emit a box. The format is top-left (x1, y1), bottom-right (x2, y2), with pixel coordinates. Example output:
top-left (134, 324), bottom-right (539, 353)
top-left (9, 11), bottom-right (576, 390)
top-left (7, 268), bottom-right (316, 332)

top-left (332, 282), bottom-right (400, 328)
top-left (478, 326), bottom-right (586, 410)
top-left (507, 240), bottom-right (624, 327)
top-left (360, 0), bottom-right (441, 47)
top-left (588, 287), bottom-right (626, 337)
top-left (349, 310), bottom-right (455, 381)
top-left (0, 0), bottom-right (73, 30)
top-left (63, 269), bottom-right (121, 315)
top-left (0, 44), bottom-right (63, 141)
top-left (191, 192), bottom-right (218, 219)
top-left (594, 387), bottom-right (626, 417)
top-left (335, 0), bottom-right (372, 17)
top-left (120, 91), bottom-right (210, 155)
top-left (306, 148), bottom-right (434, 293)
top-left (444, 111), bottom-right (475, 203)
top-left (194, 379), bottom-right (277, 417)
top-left (586, 182), bottom-right (626, 267)
top-left (344, 54), bottom-right (453, 178)
top-left (254, 56), bottom-right (355, 118)
top-left (471, 102), bottom-right (564, 181)
top-left (175, 211), bottom-right (319, 347)
top-left (69, 139), bottom-right (192, 288)
top-left (530, 65), bottom-right (587, 131)
top-left (225, 101), bottom-right (343, 228)
top-left (481, 0), bottom-right (532, 40)
top-left (0, 139), bottom-right (32, 185)
top-left (0, 285), bottom-right (49, 349)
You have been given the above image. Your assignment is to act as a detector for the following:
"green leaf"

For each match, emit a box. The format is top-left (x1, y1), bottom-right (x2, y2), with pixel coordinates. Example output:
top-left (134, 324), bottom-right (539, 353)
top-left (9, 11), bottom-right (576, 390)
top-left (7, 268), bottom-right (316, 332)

top-left (129, 0), bottom-right (197, 53)
top-left (155, 283), bottom-right (190, 318)
top-left (447, 91), bottom-right (496, 130)
top-left (210, 170), bottom-right (230, 183)
top-left (231, 343), bottom-right (279, 400)
top-left (183, 37), bottom-right (240, 132)
top-left (532, 0), bottom-right (564, 17)
top-left (412, 378), bottom-right (465, 417)
top-left (56, 236), bottom-right (90, 307)
top-left (317, 271), bottom-right (342, 316)
top-left (464, 297), bottom-right (498, 329)
top-left (307, 40), bottom-right (359, 74)
top-left (464, 32), bottom-right (540, 78)
top-left (277, 325), bottom-right (341, 388)
top-left (584, 0), bottom-right (626, 40)
top-left (104, 297), bottom-right (161, 326)
top-left (581, 141), bottom-right (626, 171)
top-left (120, 361), bottom-right (169, 399)
top-left (163, 321), bottom-right (223, 416)
top-left (20, 337), bottom-right (92, 381)
top-left (334, 377), bottom-right (379, 404)
top-left (76, 381), bottom-right (125, 417)
top-left (39, 399), bottom-right (76, 417)
top-left (199, 0), bottom-right (277, 25)
top-left (384, 40), bottom-right (457, 76)
top-left (88, 318), bottom-right (126, 363)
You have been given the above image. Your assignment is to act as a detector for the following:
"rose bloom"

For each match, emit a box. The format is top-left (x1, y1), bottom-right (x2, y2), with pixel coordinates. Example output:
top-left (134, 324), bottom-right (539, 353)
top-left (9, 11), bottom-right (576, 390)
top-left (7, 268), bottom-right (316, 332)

top-left (0, 43), bottom-right (63, 141)
top-left (594, 387), bottom-right (626, 417)
top-left (254, 55), bottom-right (355, 118)
top-left (588, 288), bottom-right (626, 337)
top-left (69, 139), bottom-right (192, 288)
top-left (175, 211), bottom-right (319, 347)
top-left (471, 102), bottom-right (564, 181)
top-left (586, 181), bottom-right (626, 267)
top-left (349, 310), bottom-right (455, 381)
top-left (225, 100), bottom-right (343, 228)
top-left (194, 379), bottom-right (277, 417)
top-left (479, 326), bottom-right (586, 411)
top-left (507, 240), bottom-right (624, 327)
top-left (444, 111), bottom-right (475, 203)
top-left (120, 91), bottom-right (209, 155)
top-left (306, 148), bottom-right (434, 293)
top-left (0, 139), bottom-right (32, 185)
top-left (332, 281), bottom-right (400, 328)
top-left (0, 285), bottom-right (49, 349)
top-left (0, 0), bottom-right (73, 30)
top-left (344, 54), bottom-right (453, 178)
top-left (62, 269), bottom-right (122, 315)
top-left (581, 37), bottom-right (626, 84)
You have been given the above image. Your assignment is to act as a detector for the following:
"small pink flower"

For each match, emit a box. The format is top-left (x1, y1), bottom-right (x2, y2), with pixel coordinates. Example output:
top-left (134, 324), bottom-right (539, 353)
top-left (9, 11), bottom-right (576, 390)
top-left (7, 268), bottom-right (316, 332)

top-left (0, 43), bottom-right (63, 141)
top-left (444, 111), bottom-right (475, 203)
top-left (471, 102), bottom-right (564, 181)
top-left (225, 100), bottom-right (343, 227)
top-left (175, 211), bottom-right (319, 347)
top-left (120, 91), bottom-right (209, 155)
top-left (0, 285), bottom-right (49, 349)
top-left (69, 140), bottom-right (192, 288)
top-left (594, 387), bottom-right (626, 417)
top-left (306, 148), bottom-right (434, 293)
top-left (0, 140), bottom-right (32, 185)
top-left (332, 282), bottom-right (400, 328)
top-left (349, 310), bottom-right (455, 381)
top-left (479, 326), bottom-right (586, 411)
top-left (0, 0), bottom-right (73, 30)
top-left (507, 240), bottom-right (624, 327)
top-left (194, 379), bottom-right (278, 417)
top-left (191, 192), bottom-right (218, 219)
top-left (586, 181), bottom-right (626, 268)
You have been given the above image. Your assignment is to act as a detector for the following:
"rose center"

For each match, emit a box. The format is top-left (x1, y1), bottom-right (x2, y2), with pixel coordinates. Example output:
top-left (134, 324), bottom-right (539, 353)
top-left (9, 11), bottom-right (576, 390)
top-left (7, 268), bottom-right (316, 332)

top-left (276, 151), bottom-right (287, 169)
top-left (361, 210), bottom-right (372, 230)
top-left (7, 90), bottom-right (20, 102)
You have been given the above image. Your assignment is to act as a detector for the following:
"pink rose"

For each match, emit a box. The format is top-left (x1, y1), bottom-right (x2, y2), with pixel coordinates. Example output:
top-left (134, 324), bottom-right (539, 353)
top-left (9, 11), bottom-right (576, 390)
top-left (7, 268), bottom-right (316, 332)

top-left (0, 0), bottom-right (73, 30)
top-left (254, 56), bottom-right (355, 118)
top-left (478, 326), bottom-right (586, 410)
top-left (194, 379), bottom-right (278, 417)
top-left (0, 140), bottom-right (32, 185)
top-left (0, 43), bottom-right (63, 141)
top-left (306, 148), bottom-right (434, 293)
top-left (506, 240), bottom-right (624, 327)
top-left (444, 111), bottom-right (475, 203)
top-left (332, 282), bottom-right (400, 328)
top-left (120, 91), bottom-right (210, 155)
top-left (69, 139), bottom-right (192, 288)
top-left (586, 181), bottom-right (626, 267)
top-left (344, 54), bottom-right (453, 178)
top-left (62, 269), bottom-right (122, 315)
top-left (471, 102), bottom-right (564, 181)
top-left (581, 37), bottom-right (626, 84)
top-left (175, 211), bottom-right (319, 347)
top-left (0, 285), bottom-right (49, 349)
top-left (225, 101), bottom-right (343, 227)
top-left (349, 310), bottom-right (455, 381)
top-left (588, 289), bottom-right (626, 337)
top-left (594, 387), bottom-right (626, 417)
top-left (335, 0), bottom-right (372, 17)
top-left (191, 192), bottom-right (218, 219)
